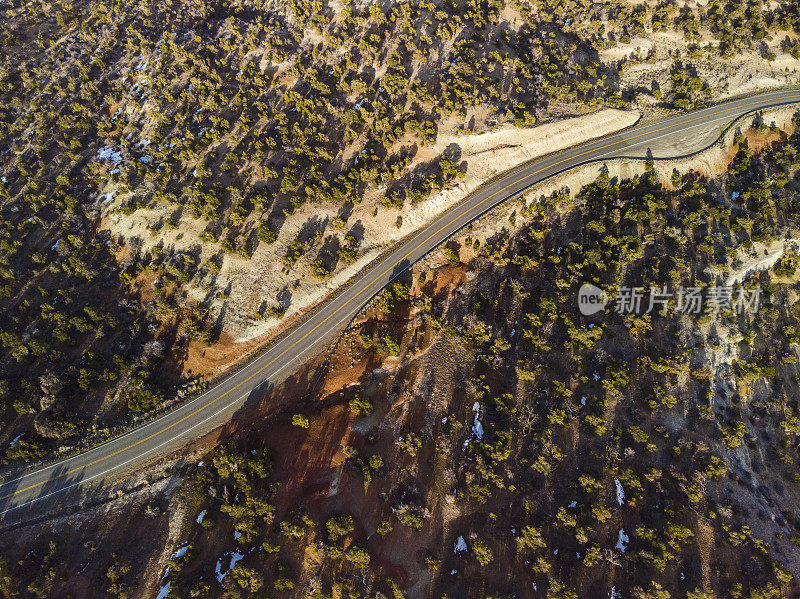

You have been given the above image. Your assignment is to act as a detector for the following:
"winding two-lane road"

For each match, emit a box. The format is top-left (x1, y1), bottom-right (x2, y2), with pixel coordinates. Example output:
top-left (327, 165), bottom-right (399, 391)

top-left (2, 89), bottom-right (799, 524)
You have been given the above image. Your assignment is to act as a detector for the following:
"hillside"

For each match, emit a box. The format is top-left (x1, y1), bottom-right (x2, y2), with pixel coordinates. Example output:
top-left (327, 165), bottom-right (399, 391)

top-left (1, 0), bottom-right (799, 467)
top-left (4, 115), bottom-right (800, 598)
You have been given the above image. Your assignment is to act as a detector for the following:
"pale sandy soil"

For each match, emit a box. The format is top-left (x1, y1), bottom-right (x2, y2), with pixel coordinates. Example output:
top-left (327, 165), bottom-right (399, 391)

top-left (725, 239), bottom-right (797, 287)
top-left (602, 29), bottom-right (800, 104)
top-left (100, 108), bottom-right (639, 347)
top-left (399, 109), bottom-right (640, 232)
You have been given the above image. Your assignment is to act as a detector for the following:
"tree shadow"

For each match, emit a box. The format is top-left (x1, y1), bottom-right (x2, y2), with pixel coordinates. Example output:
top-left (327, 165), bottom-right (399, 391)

top-left (317, 235), bottom-right (342, 273)
top-left (277, 285), bottom-right (293, 310)
top-left (336, 202), bottom-right (353, 224)
top-left (0, 463), bottom-right (105, 528)
top-left (346, 220), bottom-right (365, 244)
top-left (217, 360), bottom-right (330, 448)
top-left (389, 258), bottom-right (412, 288)
top-left (296, 215), bottom-right (328, 244)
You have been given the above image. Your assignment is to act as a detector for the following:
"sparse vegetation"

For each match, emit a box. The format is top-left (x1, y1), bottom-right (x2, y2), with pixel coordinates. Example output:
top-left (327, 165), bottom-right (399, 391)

top-left (1, 0), bottom-right (799, 596)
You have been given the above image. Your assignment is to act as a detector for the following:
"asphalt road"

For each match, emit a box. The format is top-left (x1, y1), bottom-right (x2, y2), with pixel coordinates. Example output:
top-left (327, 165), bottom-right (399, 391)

top-left (1, 88), bottom-right (799, 525)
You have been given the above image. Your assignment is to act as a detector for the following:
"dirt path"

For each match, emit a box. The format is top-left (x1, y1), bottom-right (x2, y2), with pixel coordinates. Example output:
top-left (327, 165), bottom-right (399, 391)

top-left (726, 238), bottom-right (798, 286)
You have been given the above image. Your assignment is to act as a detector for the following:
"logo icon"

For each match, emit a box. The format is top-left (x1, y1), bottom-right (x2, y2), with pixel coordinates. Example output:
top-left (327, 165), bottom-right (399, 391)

top-left (578, 283), bottom-right (607, 316)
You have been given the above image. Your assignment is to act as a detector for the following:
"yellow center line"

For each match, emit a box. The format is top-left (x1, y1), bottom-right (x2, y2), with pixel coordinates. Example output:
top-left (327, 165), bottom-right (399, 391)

top-left (3, 93), bottom-right (799, 504)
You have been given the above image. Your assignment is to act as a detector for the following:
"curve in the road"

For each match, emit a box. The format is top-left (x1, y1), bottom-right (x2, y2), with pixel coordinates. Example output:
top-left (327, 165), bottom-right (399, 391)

top-left (2, 88), bottom-right (799, 523)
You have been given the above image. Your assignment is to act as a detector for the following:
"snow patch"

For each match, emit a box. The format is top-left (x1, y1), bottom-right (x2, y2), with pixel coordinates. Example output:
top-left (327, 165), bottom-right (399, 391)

top-left (615, 479), bottom-right (625, 505)
top-left (454, 536), bottom-right (467, 553)
top-left (99, 191), bottom-right (116, 204)
top-left (615, 529), bottom-right (629, 553)
top-left (96, 147), bottom-right (123, 164)
top-left (215, 551), bottom-right (244, 584)
top-left (156, 581), bottom-right (171, 599)
top-left (472, 402), bottom-right (484, 440)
